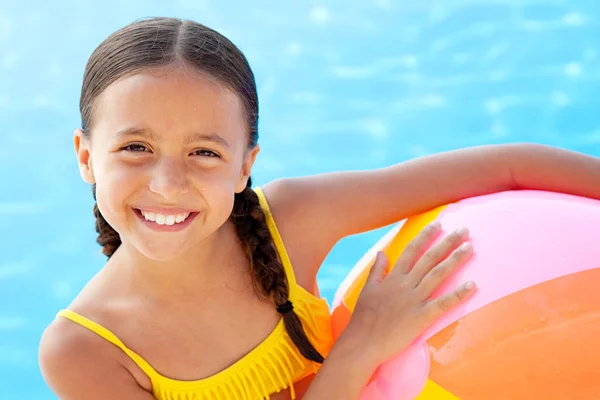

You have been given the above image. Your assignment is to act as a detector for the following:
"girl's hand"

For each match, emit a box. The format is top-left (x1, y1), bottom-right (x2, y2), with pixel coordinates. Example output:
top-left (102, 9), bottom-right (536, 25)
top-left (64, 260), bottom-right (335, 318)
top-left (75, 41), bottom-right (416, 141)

top-left (347, 221), bottom-right (476, 366)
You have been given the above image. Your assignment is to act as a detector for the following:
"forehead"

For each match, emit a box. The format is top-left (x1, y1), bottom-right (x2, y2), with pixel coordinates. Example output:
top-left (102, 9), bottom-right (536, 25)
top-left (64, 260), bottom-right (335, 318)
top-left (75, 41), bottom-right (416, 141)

top-left (91, 67), bottom-right (247, 144)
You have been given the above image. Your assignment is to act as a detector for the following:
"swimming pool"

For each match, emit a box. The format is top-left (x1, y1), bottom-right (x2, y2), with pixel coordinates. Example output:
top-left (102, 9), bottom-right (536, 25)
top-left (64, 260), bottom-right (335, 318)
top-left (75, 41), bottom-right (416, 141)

top-left (1, 1), bottom-right (599, 398)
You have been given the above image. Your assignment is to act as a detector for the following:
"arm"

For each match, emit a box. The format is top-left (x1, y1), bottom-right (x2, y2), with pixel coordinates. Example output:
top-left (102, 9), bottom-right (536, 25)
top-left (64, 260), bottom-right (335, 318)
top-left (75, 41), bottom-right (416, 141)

top-left (39, 320), bottom-right (155, 400)
top-left (302, 327), bottom-right (380, 399)
top-left (263, 143), bottom-right (600, 274)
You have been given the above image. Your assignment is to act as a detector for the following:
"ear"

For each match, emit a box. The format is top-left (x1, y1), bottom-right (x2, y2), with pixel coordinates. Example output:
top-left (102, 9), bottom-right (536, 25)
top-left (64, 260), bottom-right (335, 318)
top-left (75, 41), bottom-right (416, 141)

top-left (235, 144), bottom-right (260, 193)
top-left (74, 128), bottom-right (95, 184)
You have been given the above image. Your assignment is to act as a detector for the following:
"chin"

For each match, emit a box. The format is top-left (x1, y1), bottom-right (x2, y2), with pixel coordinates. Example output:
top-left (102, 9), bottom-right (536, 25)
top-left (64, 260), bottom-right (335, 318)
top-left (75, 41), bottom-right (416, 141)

top-left (109, 230), bottom-right (193, 262)
top-left (128, 237), bottom-right (197, 262)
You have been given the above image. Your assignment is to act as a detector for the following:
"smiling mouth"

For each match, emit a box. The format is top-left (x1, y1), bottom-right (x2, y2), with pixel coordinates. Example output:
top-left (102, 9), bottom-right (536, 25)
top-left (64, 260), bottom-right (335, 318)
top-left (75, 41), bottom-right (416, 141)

top-left (134, 208), bottom-right (197, 226)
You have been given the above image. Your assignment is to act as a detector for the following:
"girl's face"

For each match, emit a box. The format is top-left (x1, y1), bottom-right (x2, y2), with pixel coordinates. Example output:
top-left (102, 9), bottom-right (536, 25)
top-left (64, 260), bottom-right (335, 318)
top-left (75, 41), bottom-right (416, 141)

top-left (74, 66), bottom-right (259, 261)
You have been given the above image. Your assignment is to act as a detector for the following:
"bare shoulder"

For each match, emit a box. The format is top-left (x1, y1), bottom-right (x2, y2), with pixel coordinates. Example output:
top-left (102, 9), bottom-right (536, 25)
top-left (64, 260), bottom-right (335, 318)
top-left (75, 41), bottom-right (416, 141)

top-left (39, 315), bottom-right (154, 400)
top-left (261, 178), bottom-right (340, 292)
top-left (260, 172), bottom-right (373, 244)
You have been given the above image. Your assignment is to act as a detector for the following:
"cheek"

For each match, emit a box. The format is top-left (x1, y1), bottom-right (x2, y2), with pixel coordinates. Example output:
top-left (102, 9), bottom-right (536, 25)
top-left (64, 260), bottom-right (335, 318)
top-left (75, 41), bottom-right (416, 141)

top-left (196, 172), bottom-right (238, 217)
top-left (204, 158), bottom-right (248, 219)
top-left (94, 185), bottom-right (127, 237)
top-left (93, 164), bottom-right (141, 230)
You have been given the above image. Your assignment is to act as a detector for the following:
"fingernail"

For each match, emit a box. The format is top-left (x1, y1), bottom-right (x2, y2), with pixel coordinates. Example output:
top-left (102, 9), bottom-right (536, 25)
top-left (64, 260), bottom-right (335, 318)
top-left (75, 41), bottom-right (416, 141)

top-left (459, 242), bottom-right (472, 252)
top-left (464, 281), bottom-right (475, 290)
top-left (456, 226), bottom-right (469, 237)
top-left (429, 221), bottom-right (441, 231)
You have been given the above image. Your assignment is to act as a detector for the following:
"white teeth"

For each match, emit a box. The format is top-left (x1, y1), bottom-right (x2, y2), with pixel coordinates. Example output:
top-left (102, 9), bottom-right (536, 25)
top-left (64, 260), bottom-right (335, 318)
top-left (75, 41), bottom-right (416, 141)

top-left (140, 210), bottom-right (191, 225)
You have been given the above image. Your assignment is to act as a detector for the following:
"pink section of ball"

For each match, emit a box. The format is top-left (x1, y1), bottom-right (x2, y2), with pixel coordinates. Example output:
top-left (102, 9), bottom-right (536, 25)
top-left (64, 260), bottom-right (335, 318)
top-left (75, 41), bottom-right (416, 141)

top-left (360, 191), bottom-right (600, 400)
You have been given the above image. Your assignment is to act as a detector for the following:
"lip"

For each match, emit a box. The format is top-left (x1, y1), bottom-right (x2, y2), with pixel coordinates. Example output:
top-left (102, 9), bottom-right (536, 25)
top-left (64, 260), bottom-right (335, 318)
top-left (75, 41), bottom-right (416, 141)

top-left (133, 208), bottom-right (199, 232)
top-left (135, 206), bottom-right (197, 214)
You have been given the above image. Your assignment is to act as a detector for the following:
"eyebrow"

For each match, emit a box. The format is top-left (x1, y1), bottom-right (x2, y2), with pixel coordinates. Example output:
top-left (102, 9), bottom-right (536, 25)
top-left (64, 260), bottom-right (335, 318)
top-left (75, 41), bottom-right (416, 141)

top-left (114, 127), bottom-right (231, 149)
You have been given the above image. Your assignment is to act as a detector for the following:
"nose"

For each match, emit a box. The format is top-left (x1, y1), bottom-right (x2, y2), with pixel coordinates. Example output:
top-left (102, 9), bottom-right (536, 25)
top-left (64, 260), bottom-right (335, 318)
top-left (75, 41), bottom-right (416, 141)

top-left (148, 157), bottom-right (190, 200)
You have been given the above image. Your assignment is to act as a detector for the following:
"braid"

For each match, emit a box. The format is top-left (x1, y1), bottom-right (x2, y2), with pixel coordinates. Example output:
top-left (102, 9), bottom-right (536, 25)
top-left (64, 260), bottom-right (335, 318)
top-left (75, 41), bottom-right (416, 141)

top-left (92, 184), bottom-right (121, 258)
top-left (231, 178), bottom-right (325, 363)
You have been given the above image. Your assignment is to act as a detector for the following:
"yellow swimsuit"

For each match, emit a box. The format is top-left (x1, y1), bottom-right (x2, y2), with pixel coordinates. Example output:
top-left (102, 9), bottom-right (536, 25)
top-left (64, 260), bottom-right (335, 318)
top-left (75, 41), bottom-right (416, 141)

top-left (56, 188), bottom-right (334, 400)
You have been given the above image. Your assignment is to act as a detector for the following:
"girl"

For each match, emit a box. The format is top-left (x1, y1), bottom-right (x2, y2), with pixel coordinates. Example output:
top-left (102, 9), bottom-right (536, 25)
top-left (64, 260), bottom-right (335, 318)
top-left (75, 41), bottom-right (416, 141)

top-left (38, 17), bottom-right (600, 400)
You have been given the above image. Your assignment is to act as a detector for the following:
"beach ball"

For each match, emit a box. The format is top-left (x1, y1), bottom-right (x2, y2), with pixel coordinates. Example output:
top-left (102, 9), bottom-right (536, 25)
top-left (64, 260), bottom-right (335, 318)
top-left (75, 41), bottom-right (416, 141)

top-left (331, 191), bottom-right (600, 399)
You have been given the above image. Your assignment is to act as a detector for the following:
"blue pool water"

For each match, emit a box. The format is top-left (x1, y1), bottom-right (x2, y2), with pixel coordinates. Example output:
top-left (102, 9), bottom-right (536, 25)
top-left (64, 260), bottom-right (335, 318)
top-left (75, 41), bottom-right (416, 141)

top-left (1, 1), bottom-right (599, 397)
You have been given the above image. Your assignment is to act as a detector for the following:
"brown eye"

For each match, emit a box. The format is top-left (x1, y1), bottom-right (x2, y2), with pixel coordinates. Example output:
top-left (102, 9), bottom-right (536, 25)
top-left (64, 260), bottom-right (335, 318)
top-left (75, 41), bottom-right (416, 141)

top-left (122, 144), bottom-right (148, 152)
top-left (193, 149), bottom-right (220, 157)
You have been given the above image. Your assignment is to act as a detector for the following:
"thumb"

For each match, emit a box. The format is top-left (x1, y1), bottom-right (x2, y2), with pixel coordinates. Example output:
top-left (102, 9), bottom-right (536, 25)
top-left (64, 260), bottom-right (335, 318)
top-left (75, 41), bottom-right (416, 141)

top-left (366, 251), bottom-right (389, 284)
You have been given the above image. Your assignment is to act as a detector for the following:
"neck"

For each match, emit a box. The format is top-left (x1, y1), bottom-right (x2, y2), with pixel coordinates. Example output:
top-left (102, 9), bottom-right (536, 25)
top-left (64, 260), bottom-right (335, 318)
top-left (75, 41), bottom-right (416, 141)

top-left (109, 220), bottom-right (249, 301)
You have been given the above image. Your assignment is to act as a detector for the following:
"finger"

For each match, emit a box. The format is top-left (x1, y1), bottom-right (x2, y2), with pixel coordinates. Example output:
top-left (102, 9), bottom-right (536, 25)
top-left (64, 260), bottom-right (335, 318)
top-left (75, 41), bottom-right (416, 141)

top-left (366, 251), bottom-right (389, 285)
top-left (392, 221), bottom-right (442, 275)
top-left (409, 226), bottom-right (469, 283)
top-left (417, 242), bottom-right (474, 297)
top-left (418, 242), bottom-right (474, 296)
top-left (423, 280), bottom-right (477, 319)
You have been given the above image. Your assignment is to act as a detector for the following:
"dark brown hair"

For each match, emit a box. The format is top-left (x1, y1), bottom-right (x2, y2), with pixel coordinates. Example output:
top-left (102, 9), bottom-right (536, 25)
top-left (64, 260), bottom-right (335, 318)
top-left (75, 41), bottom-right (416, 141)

top-left (82, 17), bottom-right (323, 363)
